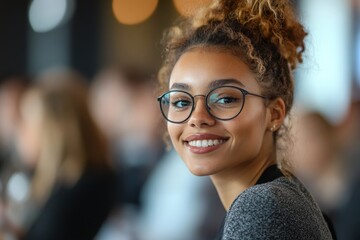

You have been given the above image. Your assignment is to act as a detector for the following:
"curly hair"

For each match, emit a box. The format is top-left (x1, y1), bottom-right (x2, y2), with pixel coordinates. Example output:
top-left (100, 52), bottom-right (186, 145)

top-left (158, 0), bottom-right (307, 174)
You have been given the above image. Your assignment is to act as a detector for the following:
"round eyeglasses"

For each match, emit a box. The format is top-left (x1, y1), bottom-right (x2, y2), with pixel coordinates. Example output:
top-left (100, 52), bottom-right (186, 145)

top-left (157, 86), bottom-right (267, 124)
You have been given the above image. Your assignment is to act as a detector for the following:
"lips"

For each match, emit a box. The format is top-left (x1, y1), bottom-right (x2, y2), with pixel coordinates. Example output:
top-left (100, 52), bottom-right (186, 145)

top-left (183, 133), bottom-right (228, 153)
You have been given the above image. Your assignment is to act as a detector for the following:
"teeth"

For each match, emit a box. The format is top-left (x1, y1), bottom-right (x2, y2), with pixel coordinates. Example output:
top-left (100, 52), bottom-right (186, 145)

top-left (188, 139), bottom-right (224, 147)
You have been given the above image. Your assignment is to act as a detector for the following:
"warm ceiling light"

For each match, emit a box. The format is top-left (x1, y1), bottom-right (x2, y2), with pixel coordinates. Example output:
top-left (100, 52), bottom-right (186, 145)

top-left (112, 0), bottom-right (158, 25)
top-left (173, 0), bottom-right (212, 17)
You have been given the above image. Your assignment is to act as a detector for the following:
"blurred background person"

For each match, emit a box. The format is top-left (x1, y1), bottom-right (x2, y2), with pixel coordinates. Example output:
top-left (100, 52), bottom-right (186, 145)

top-left (90, 65), bottom-right (165, 239)
top-left (90, 65), bottom-right (163, 207)
top-left (0, 76), bottom-right (29, 238)
top-left (291, 110), bottom-right (345, 219)
top-left (8, 70), bottom-right (117, 240)
top-left (0, 76), bottom-right (28, 167)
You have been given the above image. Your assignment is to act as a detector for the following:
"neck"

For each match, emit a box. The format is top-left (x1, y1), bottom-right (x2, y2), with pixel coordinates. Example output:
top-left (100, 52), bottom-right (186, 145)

top-left (210, 150), bottom-right (277, 211)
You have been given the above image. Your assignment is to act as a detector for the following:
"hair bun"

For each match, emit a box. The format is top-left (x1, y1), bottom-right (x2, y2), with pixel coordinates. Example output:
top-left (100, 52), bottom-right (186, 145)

top-left (193, 0), bottom-right (307, 69)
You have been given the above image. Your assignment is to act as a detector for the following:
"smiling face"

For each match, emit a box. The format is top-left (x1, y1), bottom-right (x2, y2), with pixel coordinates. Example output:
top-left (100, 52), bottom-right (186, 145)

top-left (167, 47), bottom-right (276, 177)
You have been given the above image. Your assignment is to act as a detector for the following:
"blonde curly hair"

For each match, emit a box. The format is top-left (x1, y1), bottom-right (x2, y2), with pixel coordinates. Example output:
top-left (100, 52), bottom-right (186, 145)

top-left (158, 0), bottom-right (307, 174)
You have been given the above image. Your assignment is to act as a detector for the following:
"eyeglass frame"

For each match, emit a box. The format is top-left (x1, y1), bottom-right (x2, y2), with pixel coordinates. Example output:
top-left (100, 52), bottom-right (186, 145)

top-left (157, 85), bottom-right (268, 124)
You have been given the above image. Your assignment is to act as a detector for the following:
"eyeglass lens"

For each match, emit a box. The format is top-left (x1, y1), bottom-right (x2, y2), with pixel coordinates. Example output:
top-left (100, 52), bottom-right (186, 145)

top-left (159, 86), bottom-right (245, 123)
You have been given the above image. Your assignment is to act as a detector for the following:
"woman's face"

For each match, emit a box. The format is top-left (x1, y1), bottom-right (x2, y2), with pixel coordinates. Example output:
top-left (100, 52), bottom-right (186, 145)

top-left (167, 48), bottom-right (273, 176)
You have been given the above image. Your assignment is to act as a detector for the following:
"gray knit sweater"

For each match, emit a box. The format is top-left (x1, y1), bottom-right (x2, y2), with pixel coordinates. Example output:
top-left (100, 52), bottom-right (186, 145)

top-left (222, 176), bottom-right (333, 240)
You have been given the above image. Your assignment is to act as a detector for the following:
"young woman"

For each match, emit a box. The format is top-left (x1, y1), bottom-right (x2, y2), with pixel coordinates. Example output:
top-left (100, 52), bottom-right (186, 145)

top-left (157, 0), bottom-right (334, 239)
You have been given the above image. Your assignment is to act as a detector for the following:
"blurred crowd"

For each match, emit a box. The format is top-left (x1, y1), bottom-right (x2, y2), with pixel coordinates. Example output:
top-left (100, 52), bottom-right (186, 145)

top-left (0, 66), bottom-right (359, 240)
top-left (0, 67), bottom-right (224, 240)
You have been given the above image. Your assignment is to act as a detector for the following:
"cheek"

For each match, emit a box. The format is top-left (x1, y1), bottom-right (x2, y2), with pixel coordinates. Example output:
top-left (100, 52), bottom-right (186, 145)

top-left (229, 109), bottom-right (267, 155)
top-left (167, 122), bottom-right (182, 145)
top-left (167, 123), bottom-right (189, 161)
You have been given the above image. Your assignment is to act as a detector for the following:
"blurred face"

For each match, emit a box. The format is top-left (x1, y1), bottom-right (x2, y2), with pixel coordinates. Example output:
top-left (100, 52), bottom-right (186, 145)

top-left (17, 90), bottom-right (43, 167)
top-left (292, 114), bottom-right (334, 177)
top-left (89, 76), bottom-right (125, 139)
top-left (0, 86), bottom-right (21, 144)
top-left (167, 48), bottom-right (272, 176)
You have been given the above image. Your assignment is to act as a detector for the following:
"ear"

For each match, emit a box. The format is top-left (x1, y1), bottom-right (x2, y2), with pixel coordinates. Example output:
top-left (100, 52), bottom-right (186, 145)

top-left (267, 97), bottom-right (286, 132)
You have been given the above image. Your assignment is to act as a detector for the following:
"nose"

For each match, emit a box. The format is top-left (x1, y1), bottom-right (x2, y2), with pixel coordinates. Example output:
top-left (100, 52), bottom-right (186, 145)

top-left (187, 96), bottom-right (216, 127)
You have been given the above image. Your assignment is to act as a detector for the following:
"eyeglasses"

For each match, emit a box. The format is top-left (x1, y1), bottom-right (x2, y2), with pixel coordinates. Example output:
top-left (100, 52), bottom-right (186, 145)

top-left (157, 86), bottom-right (267, 124)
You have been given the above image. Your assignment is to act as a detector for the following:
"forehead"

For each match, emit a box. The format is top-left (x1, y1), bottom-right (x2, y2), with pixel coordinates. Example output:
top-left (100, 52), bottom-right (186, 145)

top-left (169, 47), bottom-right (259, 91)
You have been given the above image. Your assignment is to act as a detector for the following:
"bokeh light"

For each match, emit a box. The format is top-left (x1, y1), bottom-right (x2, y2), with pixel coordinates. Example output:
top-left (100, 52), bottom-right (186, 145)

top-left (112, 0), bottom-right (158, 25)
top-left (28, 0), bottom-right (75, 33)
top-left (7, 172), bottom-right (30, 203)
top-left (173, 0), bottom-right (212, 17)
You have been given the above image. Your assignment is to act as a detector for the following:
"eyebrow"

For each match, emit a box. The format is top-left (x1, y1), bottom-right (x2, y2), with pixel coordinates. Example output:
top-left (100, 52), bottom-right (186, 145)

top-left (208, 78), bottom-right (245, 89)
top-left (170, 82), bottom-right (190, 90)
top-left (169, 78), bottom-right (245, 91)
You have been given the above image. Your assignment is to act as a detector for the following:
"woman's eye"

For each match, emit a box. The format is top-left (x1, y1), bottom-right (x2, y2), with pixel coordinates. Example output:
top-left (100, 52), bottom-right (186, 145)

top-left (216, 97), bottom-right (238, 104)
top-left (172, 100), bottom-right (191, 108)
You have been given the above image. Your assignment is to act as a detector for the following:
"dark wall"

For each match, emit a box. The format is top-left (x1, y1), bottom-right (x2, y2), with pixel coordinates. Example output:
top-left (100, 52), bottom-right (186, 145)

top-left (70, 0), bottom-right (101, 79)
top-left (0, 1), bottom-right (29, 81)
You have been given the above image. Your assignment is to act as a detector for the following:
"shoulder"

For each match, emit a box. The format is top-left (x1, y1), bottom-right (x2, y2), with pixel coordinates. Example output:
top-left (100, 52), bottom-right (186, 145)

top-left (225, 177), bottom-right (298, 227)
top-left (237, 176), bottom-right (303, 208)
top-left (223, 177), bottom-right (333, 240)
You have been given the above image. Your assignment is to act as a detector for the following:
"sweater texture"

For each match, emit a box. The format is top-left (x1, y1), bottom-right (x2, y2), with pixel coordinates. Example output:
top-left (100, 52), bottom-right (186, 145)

top-left (222, 172), bottom-right (333, 240)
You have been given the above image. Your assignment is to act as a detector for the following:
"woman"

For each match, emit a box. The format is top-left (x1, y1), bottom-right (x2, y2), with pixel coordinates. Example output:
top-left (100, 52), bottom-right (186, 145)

top-left (16, 70), bottom-right (117, 240)
top-left (157, 0), bottom-right (334, 239)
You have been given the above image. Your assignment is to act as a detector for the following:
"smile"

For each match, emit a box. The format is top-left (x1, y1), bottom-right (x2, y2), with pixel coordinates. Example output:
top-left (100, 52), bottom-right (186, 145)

top-left (188, 139), bottom-right (225, 148)
top-left (183, 133), bottom-right (229, 154)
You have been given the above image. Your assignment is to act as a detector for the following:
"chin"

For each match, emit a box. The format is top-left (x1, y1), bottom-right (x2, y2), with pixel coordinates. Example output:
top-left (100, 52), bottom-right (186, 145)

top-left (181, 154), bottom-right (221, 176)
top-left (189, 170), bottom-right (209, 176)
top-left (187, 164), bottom-right (216, 176)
